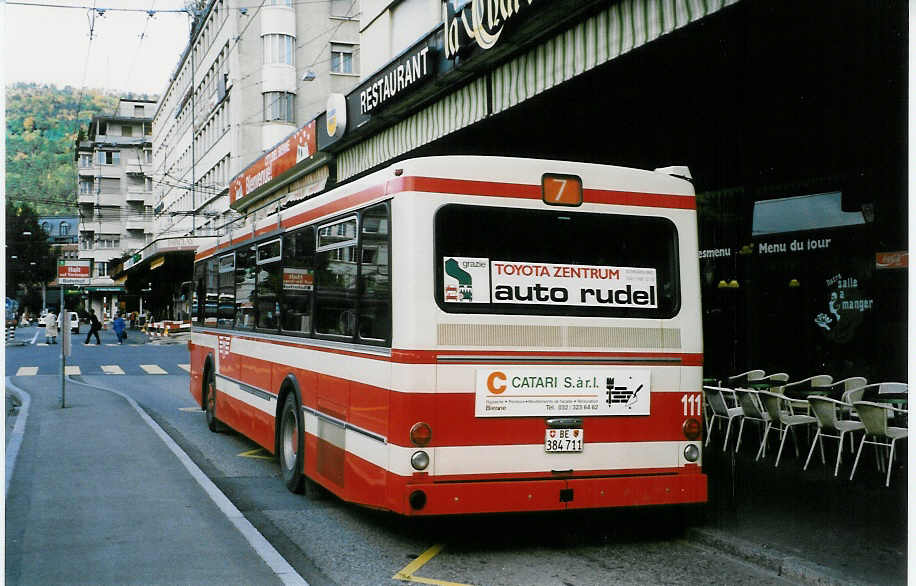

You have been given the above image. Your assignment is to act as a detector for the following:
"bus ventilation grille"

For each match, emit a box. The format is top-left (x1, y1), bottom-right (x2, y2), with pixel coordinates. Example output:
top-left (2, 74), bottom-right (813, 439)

top-left (437, 324), bottom-right (681, 349)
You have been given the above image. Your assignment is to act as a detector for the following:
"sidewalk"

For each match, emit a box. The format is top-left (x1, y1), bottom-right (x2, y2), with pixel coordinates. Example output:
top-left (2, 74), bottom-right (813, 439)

top-left (691, 433), bottom-right (907, 585)
top-left (4, 375), bottom-right (300, 585)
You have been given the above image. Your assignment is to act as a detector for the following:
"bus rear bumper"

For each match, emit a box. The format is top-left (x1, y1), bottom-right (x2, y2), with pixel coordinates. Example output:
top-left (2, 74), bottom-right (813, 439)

top-left (399, 471), bottom-right (707, 516)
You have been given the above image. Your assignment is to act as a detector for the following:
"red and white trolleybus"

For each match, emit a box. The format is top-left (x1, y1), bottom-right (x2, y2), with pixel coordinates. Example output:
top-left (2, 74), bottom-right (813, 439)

top-left (188, 156), bottom-right (706, 515)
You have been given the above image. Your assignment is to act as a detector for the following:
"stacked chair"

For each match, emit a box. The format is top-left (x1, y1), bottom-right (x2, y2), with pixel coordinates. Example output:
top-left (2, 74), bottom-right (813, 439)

top-left (704, 372), bottom-right (908, 485)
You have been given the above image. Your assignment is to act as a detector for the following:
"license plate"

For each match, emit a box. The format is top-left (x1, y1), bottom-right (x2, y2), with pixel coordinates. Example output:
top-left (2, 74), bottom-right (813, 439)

top-left (544, 428), bottom-right (583, 452)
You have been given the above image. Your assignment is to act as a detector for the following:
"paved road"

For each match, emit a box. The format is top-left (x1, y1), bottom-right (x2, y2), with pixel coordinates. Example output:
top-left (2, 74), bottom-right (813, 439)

top-left (10, 334), bottom-right (895, 584)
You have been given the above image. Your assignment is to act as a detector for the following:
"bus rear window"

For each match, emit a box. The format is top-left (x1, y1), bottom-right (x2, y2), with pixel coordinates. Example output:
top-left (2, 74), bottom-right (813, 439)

top-left (435, 205), bottom-right (680, 318)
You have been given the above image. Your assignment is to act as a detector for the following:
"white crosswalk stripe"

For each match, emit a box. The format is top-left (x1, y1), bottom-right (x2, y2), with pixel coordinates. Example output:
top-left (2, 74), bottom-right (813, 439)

top-left (140, 364), bottom-right (168, 375)
top-left (11, 364), bottom-right (187, 376)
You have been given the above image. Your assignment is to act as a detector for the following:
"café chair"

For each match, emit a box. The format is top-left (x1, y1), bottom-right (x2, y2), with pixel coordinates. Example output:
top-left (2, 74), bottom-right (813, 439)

top-left (829, 376), bottom-right (868, 400)
top-left (783, 374), bottom-right (833, 415)
top-left (733, 388), bottom-right (771, 460)
top-left (784, 374), bottom-right (834, 398)
top-left (849, 400), bottom-right (908, 487)
top-left (758, 390), bottom-right (817, 467)
top-left (728, 369), bottom-right (765, 383)
top-left (704, 386), bottom-right (743, 452)
top-left (804, 396), bottom-right (865, 476)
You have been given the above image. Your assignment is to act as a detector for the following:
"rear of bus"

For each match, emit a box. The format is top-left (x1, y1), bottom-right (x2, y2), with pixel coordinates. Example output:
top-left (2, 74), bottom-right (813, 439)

top-left (388, 156), bottom-right (705, 515)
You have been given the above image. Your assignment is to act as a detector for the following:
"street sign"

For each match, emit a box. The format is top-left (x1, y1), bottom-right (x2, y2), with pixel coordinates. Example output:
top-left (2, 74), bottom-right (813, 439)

top-left (58, 261), bottom-right (91, 285)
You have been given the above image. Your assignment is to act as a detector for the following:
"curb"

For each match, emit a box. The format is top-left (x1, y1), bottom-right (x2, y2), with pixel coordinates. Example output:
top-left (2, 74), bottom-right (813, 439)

top-left (688, 527), bottom-right (860, 585)
top-left (5, 378), bottom-right (32, 500)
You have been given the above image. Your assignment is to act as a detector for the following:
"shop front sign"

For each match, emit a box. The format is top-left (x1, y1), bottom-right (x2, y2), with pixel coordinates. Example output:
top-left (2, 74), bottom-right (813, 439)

top-left (348, 43), bottom-right (436, 130)
top-left (444, 0), bottom-right (539, 60)
top-left (229, 120), bottom-right (317, 205)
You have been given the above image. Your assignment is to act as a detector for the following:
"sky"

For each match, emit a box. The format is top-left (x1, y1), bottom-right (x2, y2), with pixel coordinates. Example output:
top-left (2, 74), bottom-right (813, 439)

top-left (4, 0), bottom-right (193, 97)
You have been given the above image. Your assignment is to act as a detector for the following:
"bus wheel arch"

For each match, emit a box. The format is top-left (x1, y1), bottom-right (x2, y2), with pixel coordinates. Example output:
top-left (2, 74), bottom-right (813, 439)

top-left (277, 376), bottom-right (305, 494)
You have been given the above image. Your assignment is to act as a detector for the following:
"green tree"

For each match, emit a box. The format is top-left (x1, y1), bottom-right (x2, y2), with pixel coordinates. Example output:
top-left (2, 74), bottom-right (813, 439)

top-left (6, 202), bottom-right (57, 302)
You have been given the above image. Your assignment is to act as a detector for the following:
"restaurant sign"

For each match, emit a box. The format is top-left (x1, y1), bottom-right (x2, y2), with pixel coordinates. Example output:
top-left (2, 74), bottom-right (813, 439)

top-left (444, 0), bottom-right (540, 60)
top-left (229, 120), bottom-right (317, 205)
top-left (348, 42), bottom-right (436, 130)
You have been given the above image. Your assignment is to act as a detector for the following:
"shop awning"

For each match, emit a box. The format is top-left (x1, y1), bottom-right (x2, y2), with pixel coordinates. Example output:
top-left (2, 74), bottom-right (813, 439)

top-left (338, 0), bottom-right (738, 180)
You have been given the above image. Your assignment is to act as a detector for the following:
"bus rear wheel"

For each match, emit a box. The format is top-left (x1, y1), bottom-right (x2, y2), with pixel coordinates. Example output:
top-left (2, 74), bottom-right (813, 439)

top-left (279, 393), bottom-right (305, 493)
top-left (204, 369), bottom-right (222, 433)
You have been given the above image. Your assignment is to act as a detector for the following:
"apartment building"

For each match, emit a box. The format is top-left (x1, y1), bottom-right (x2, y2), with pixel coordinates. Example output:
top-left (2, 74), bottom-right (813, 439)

top-left (76, 98), bottom-right (156, 318)
top-left (151, 0), bottom-right (361, 240)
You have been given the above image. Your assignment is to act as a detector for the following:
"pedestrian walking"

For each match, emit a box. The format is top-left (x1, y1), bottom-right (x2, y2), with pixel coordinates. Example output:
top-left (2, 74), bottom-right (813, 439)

top-left (44, 309), bottom-right (58, 344)
top-left (85, 308), bottom-right (102, 345)
top-left (112, 314), bottom-right (126, 344)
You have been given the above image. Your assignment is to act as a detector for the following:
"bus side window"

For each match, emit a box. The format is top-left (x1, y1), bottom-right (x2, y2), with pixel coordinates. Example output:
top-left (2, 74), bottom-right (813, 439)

top-left (358, 203), bottom-right (390, 343)
top-left (280, 226), bottom-right (315, 334)
top-left (256, 239), bottom-right (282, 330)
top-left (315, 217), bottom-right (358, 338)
top-left (205, 258), bottom-right (219, 326)
top-left (235, 246), bottom-right (256, 330)
top-left (218, 253), bottom-right (236, 328)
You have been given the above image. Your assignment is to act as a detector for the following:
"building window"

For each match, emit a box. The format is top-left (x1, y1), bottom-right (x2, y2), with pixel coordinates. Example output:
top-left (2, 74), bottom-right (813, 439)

top-left (144, 122), bottom-right (152, 135)
top-left (79, 154), bottom-right (92, 167)
top-left (79, 179), bottom-right (93, 194)
top-left (262, 34), bottom-right (295, 66)
top-left (331, 44), bottom-right (354, 74)
top-left (60, 223), bottom-right (70, 236)
top-left (267, 0), bottom-right (292, 5)
top-left (41, 221), bottom-right (50, 233)
top-left (97, 151), bottom-right (120, 165)
top-left (97, 121), bottom-right (107, 135)
top-left (97, 262), bottom-right (108, 277)
top-left (134, 104), bottom-right (145, 117)
top-left (263, 92), bottom-right (295, 122)
top-left (122, 125), bottom-right (133, 137)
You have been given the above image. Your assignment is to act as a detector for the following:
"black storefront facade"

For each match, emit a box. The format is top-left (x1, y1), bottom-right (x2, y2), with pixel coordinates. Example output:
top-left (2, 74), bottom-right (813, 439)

top-left (232, 0), bottom-right (908, 381)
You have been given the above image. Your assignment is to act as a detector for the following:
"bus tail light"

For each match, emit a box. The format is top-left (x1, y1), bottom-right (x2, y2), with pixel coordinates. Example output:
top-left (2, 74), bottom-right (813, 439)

top-left (682, 418), bottom-right (701, 441)
top-left (410, 422), bottom-right (432, 446)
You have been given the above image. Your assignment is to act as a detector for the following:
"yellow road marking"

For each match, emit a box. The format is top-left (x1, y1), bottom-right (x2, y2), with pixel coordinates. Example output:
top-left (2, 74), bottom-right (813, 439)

top-left (15, 367), bottom-right (38, 376)
top-left (140, 364), bottom-right (168, 374)
top-left (238, 448), bottom-right (274, 460)
top-left (65, 365), bottom-right (81, 375)
top-left (393, 544), bottom-right (471, 586)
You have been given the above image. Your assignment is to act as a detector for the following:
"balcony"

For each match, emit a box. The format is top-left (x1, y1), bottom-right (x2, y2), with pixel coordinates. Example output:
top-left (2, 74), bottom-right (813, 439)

top-left (77, 192), bottom-right (122, 207)
top-left (125, 158), bottom-right (146, 175)
top-left (125, 216), bottom-right (152, 231)
top-left (82, 220), bottom-right (123, 234)
top-left (126, 189), bottom-right (151, 204)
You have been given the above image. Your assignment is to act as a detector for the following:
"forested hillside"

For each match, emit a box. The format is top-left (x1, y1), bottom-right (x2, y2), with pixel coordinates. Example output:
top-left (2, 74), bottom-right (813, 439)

top-left (5, 84), bottom-right (155, 216)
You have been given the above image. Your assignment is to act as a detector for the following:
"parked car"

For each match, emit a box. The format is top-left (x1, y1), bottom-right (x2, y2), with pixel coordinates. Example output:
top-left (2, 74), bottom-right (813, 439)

top-left (69, 312), bottom-right (79, 334)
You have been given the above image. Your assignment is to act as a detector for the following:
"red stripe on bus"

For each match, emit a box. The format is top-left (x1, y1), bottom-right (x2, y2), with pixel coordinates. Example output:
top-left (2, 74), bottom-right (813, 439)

top-left (194, 175), bottom-right (695, 261)
top-left (316, 450), bottom-right (705, 515)
top-left (388, 176), bottom-right (696, 209)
